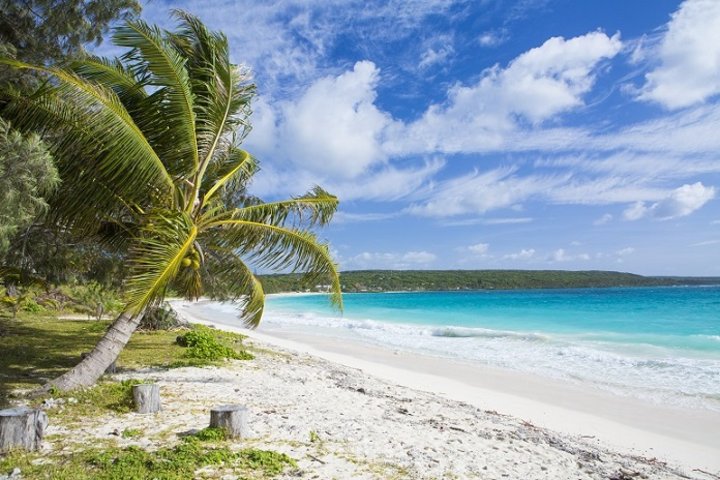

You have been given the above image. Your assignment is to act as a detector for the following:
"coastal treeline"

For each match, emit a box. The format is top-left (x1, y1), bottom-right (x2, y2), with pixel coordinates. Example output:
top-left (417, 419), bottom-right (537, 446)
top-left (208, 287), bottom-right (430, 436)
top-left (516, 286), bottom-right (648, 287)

top-left (260, 269), bottom-right (720, 293)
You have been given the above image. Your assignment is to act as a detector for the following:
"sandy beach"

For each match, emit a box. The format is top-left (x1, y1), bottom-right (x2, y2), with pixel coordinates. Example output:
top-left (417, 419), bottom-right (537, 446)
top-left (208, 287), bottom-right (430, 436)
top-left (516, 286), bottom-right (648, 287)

top-left (151, 300), bottom-right (720, 479)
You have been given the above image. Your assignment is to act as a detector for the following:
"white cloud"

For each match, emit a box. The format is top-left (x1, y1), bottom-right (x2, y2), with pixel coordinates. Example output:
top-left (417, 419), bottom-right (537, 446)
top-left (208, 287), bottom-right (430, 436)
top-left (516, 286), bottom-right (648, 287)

top-left (691, 239), bottom-right (720, 247)
top-left (279, 61), bottom-right (393, 178)
top-left (652, 182), bottom-right (716, 219)
top-left (467, 243), bottom-right (490, 255)
top-left (616, 247), bottom-right (635, 256)
top-left (333, 211), bottom-right (399, 223)
top-left (550, 249), bottom-right (590, 262)
top-left (246, 61), bottom-right (443, 202)
top-left (622, 182), bottom-right (715, 221)
top-left (346, 250), bottom-right (437, 269)
top-left (594, 213), bottom-right (613, 225)
top-left (418, 34), bottom-right (455, 70)
top-left (623, 202), bottom-right (649, 221)
top-left (441, 217), bottom-right (533, 227)
top-left (407, 166), bottom-right (568, 217)
top-left (503, 248), bottom-right (535, 260)
top-left (478, 29), bottom-right (509, 47)
top-left (251, 158), bottom-right (443, 202)
top-left (639, 0), bottom-right (720, 109)
top-left (385, 30), bottom-right (622, 156)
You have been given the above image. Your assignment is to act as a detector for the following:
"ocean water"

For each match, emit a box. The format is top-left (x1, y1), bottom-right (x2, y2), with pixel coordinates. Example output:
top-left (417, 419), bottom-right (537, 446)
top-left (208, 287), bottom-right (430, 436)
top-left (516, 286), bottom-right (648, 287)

top-left (206, 287), bottom-right (720, 411)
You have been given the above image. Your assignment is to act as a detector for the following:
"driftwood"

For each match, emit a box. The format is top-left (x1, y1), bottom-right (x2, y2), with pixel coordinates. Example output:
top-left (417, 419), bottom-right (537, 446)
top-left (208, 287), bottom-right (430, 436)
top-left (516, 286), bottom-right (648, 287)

top-left (132, 384), bottom-right (161, 414)
top-left (0, 407), bottom-right (48, 452)
top-left (209, 404), bottom-right (249, 439)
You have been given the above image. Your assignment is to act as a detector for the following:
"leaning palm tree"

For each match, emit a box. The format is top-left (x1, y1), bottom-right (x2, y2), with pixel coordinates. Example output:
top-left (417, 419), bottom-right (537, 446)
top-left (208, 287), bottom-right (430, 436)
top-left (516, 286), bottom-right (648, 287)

top-left (0, 11), bottom-right (341, 391)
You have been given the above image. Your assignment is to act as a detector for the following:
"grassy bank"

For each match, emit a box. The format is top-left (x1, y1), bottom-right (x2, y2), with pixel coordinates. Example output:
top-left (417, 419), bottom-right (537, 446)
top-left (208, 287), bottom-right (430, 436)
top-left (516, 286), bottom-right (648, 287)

top-left (0, 312), bottom-right (253, 402)
top-left (0, 312), bottom-right (298, 479)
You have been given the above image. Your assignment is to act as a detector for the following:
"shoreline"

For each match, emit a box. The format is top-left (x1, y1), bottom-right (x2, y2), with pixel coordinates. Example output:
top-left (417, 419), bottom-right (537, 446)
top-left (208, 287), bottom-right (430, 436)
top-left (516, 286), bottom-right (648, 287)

top-left (173, 299), bottom-right (720, 473)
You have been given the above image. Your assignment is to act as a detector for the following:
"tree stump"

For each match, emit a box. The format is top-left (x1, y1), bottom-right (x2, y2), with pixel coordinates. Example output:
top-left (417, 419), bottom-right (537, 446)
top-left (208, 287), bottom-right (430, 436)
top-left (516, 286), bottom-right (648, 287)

top-left (132, 384), bottom-right (161, 414)
top-left (81, 352), bottom-right (117, 374)
top-left (0, 407), bottom-right (48, 452)
top-left (209, 405), bottom-right (249, 439)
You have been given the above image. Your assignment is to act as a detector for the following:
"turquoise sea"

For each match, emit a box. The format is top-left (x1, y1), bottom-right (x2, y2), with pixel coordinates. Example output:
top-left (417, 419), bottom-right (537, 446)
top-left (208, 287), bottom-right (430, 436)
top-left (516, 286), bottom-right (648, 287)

top-left (207, 286), bottom-right (720, 411)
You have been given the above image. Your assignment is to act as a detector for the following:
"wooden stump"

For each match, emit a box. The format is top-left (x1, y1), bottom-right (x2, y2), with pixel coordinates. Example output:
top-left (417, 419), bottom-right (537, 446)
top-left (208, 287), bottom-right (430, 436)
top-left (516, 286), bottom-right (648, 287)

top-left (132, 384), bottom-right (161, 414)
top-left (209, 405), bottom-right (249, 439)
top-left (80, 352), bottom-right (117, 374)
top-left (0, 407), bottom-right (48, 452)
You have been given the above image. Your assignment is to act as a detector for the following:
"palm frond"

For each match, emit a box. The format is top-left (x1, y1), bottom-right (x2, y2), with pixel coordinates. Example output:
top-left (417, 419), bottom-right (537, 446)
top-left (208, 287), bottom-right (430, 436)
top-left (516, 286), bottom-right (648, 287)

top-left (0, 59), bottom-right (176, 231)
top-left (113, 20), bottom-right (199, 180)
top-left (69, 56), bottom-right (148, 105)
top-left (200, 245), bottom-right (265, 327)
top-left (167, 11), bottom-right (256, 210)
top-left (200, 148), bottom-right (257, 206)
top-left (207, 220), bottom-right (342, 309)
top-left (205, 186), bottom-right (338, 228)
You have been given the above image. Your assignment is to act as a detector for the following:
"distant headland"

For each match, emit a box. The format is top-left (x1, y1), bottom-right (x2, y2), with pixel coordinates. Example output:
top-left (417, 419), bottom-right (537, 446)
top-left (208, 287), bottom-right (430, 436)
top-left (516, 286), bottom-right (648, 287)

top-left (259, 270), bottom-right (720, 294)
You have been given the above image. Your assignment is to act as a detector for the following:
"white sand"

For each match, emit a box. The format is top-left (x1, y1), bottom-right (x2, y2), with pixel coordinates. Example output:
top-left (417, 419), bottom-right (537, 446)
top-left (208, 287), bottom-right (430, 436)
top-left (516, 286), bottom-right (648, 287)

top-left (31, 298), bottom-right (719, 479)
top-left (142, 300), bottom-right (720, 479)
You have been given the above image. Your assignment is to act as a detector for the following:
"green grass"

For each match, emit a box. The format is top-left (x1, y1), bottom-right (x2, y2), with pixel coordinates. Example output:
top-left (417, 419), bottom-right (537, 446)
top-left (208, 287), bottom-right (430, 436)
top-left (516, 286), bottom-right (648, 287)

top-left (0, 312), bottom-right (295, 479)
top-left (0, 312), bottom-right (253, 407)
top-left (0, 440), bottom-right (297, 479)
top-left (41, 379), bottom-right (142, 423)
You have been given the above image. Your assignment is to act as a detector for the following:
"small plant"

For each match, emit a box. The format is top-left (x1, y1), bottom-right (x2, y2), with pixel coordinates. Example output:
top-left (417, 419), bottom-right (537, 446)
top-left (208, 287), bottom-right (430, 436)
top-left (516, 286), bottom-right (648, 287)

top-left (189, 427), bottom-right (227, 442)
top-left (176, 326), bottom-right (253, 362)
top-left (309, 430), bottom-right (321, 443)
top-left (121, 428), bottom-right (142, 438)
top-left (42, 379), bottom-right (143, 421)
top-left (21, 298), bottom-right (45, 313)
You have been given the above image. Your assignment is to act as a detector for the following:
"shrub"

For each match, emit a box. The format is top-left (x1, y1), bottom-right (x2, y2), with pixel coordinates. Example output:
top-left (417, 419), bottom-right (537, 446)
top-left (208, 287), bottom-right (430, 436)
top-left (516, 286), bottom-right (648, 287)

top-left (176, 326), bottom-right (253, 361)
top-left (138, 303), bottom-right (185, 331)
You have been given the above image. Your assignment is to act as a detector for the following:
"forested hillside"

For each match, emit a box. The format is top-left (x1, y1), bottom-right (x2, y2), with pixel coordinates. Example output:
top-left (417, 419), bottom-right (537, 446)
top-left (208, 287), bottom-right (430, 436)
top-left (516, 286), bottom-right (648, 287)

top-left (259, 270), bottom-right (720, 293)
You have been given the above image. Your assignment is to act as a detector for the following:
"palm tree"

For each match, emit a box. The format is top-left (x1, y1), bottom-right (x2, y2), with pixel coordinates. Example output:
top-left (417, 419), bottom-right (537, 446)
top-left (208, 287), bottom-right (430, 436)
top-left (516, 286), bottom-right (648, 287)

top-left (0, 11), bottom-right (342, 391)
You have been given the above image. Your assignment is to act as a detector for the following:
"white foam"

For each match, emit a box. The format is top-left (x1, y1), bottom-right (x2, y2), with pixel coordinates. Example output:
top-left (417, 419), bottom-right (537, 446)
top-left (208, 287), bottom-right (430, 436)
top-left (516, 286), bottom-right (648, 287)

top-left (201, 301), bottom-right (720, 412)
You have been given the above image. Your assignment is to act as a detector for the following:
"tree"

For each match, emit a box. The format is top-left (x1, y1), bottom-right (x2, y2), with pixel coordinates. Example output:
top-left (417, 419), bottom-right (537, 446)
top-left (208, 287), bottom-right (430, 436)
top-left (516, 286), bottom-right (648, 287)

top-left (0, 11), bottom-right (342, 391)
top-left (0, 118), bottom-right (59, 258)
top-left (0, 0), bottom-right (141, 87)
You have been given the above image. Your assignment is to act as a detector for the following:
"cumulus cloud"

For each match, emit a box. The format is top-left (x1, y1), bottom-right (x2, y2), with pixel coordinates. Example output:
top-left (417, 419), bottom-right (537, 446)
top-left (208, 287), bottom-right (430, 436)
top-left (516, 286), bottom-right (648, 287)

top-left (246, 62), bottom-right (443, 202)
top-left (346, 250), bottom-right (437, 269)
top-left (279, 61), bottom-right (393, 178)
top-left (386, 31), bottom-right (622, 156)
top-left (550, 249), bottom-right (590, 262)
top-left (467, 243), bottom-right (490, 254)
top-left (503, 248), bottom-right (535, 260)
top-left (639, 0), bottom-right (720, 109)
top-left (622, 182), bottom-right (715, 221)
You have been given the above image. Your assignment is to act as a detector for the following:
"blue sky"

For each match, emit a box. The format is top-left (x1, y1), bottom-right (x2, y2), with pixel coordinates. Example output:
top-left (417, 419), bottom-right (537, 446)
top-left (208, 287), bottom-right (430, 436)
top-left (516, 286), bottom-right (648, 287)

top-left (124, 0), bottom-right (720, 275)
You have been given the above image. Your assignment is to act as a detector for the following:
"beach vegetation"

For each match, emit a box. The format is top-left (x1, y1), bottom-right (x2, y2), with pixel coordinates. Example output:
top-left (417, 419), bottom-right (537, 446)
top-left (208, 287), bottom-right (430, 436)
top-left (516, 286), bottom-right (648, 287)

top-left (0, 11), bottom-right (341, 392)
top-left (191, 426), bottom-right (229, 442)
top-left (0, 440), bottom-right (297, 479)
top-left (121, 427), bottom-right (142, 438)
top-left (0, 312), bottom-right (252, 406)
top-left (176, 325), bottom-right (254, 362)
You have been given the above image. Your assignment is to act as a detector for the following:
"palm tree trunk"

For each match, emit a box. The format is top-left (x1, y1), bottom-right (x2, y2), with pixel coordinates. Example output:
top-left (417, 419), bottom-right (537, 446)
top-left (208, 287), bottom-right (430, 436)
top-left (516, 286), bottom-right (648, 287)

top-left (42, 310), bottom-right (142, 392)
